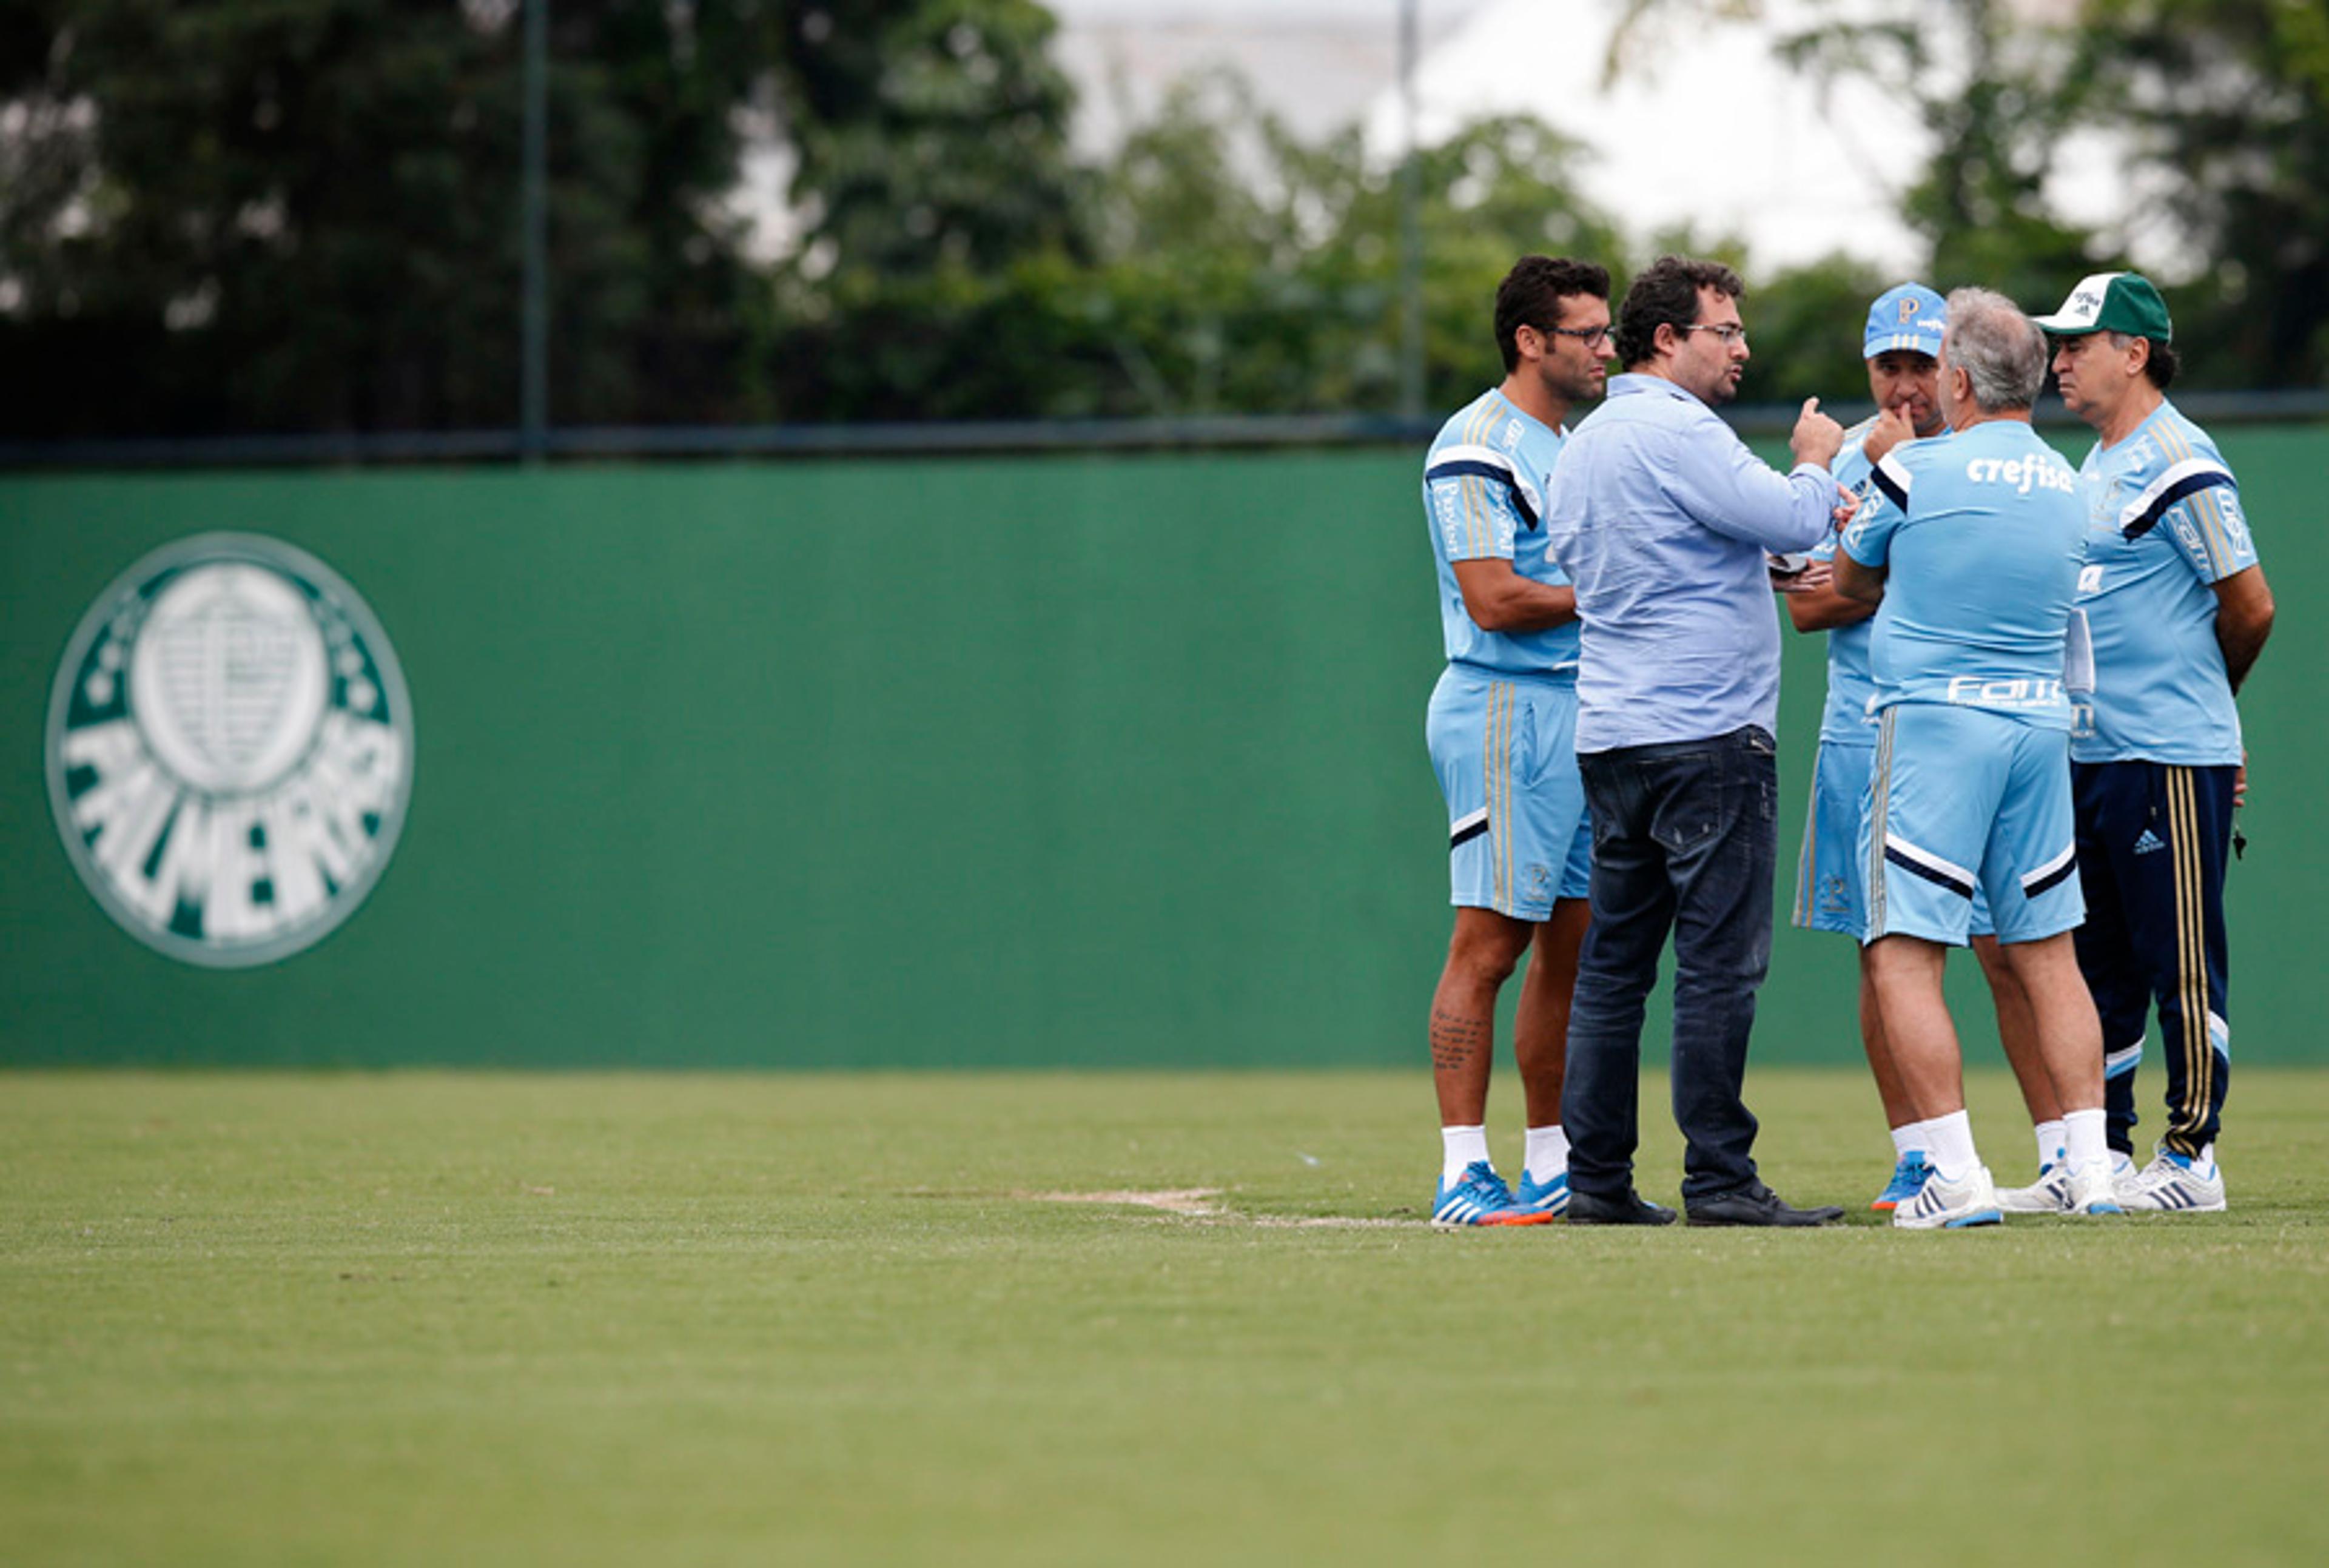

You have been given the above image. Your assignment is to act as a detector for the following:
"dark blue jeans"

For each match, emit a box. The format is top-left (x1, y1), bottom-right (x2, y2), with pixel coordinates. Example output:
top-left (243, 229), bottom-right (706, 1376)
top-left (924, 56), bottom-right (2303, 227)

top-left (1563, 726), bottom-right (1776, 1203)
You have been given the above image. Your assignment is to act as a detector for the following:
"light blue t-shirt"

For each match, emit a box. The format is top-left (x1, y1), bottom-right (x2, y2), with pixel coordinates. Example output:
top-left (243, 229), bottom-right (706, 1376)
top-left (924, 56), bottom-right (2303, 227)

top-left (1842, 420), bottom-right (2086, 730)
top-left (1813, 418), bottom-right (1884, 748)
top-left (1542, 374), bottom-right (1836, 750)
top-left (2069, 399), bottom-right (2258, 764)
top-left (1422, 388), bottom-right (1578, 678)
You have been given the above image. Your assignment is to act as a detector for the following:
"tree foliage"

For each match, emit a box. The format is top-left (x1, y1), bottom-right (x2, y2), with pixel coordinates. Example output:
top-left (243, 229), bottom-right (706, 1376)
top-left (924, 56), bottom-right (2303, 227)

top-left (2068, 0), bottom-right (2329, 388)
top-left (0, 1), bottom-right (802, 434)
top-left (2, 0), bottom-right (2320, 442)
top-left (1770, 0), bottom-right (2097, 312)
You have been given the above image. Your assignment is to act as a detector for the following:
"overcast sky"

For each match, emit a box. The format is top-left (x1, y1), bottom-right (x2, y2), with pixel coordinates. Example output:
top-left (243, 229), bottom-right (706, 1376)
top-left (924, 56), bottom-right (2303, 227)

top-left (1050, 0), bottom-right (2143, 280)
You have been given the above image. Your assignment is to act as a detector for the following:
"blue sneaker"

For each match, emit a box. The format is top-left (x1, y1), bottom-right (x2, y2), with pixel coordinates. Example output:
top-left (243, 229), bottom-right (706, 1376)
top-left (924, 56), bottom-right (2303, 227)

top-left (1511, 1169), bottom-right (1571, 1218)
top-left (1431, 1160), bottom-right (1547, 1227)
top-left (1871, 1151), bottom-right (1934, 1213)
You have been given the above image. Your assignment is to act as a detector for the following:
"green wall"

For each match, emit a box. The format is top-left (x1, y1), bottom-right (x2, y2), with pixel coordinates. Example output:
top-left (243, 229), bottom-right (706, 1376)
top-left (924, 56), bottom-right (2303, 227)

top-left (2, 431), bottom-right (2319, 1068)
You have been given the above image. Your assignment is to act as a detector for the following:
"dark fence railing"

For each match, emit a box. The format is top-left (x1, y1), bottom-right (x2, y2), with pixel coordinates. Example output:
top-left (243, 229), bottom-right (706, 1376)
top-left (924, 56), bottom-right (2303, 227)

top-left (2, 391), bottom-right (2323, 471)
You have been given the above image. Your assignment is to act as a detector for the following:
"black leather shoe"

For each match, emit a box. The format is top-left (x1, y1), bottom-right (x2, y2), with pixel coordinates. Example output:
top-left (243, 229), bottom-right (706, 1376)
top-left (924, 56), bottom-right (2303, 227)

top-left (1567, 1188), bottom-right (1678, 1226)
top-left (1684, 1182), bottom-right (1847, 1227)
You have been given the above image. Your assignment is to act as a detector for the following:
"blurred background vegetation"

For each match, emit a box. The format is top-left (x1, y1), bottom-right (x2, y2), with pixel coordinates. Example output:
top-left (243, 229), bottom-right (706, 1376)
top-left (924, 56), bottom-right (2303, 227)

top-left (2, 0), bottom-right (2324, 439)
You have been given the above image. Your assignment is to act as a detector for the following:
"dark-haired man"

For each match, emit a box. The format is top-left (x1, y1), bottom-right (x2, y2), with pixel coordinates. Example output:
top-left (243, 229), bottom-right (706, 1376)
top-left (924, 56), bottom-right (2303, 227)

top-left (1418, 255), bottom-right (1617, 1226)
top-left (2033, 271), bottom-right (2276, 1213)
top-left (1541, 254), bottom-right (1847, 1227)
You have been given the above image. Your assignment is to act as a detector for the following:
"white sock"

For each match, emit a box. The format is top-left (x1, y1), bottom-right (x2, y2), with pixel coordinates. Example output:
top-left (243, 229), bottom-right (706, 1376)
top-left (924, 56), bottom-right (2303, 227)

top-left (1891, 1120), bottom-right (1931, 1160)
top-left (1442, 1125), bottom-right (1491, 1185)
top-left (1524, 1125), bottom-right (1570, 1185)
top-left (2062, 1108), bottom-right (2108, 1172)
top-left (1924, 1110), bottom-right (1981, 1183)
top-left (2034, 1119), bottom-right (2066, 1171)
top-left (2111, 1148), bottom-right (2137, 1176)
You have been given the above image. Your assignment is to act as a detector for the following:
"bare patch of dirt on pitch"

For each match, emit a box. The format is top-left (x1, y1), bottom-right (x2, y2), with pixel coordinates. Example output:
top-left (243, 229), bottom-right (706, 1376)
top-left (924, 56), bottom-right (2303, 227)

top-left (1021, 1188), bottom-right (1228, 1216)
top-left (1019, 1189), bottom-right (1413, 1228)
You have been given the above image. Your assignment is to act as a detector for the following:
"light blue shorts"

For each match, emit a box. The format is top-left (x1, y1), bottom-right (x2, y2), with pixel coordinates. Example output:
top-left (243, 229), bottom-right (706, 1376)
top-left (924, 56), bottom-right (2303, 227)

top-left (1859, 704), bottom-right (2082, 946)
top-left (1427, 665), bottom-right (1591, 921)
top-left (1793, 740), bottom-right (1993, 938)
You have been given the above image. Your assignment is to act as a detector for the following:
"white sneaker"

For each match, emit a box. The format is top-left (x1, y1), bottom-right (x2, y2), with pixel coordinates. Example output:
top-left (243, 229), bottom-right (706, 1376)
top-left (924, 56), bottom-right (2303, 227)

top-left (2117, 1145), bottom-right (2226, 1213)
top-left (1893, 1165), bottom-right (2005, 1230)
top-left (1997, 1163), bottom-right (2074, 1214)
top-left (2062, 1160), bottom-right (2125, 1216)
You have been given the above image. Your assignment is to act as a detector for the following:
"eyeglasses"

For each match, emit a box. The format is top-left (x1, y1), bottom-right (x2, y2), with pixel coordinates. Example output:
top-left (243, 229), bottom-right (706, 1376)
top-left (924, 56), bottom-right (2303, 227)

top-left (1675, 322), bottom-right (1748, 344)
top-left (1531, 322), bottom-right (1612, 348)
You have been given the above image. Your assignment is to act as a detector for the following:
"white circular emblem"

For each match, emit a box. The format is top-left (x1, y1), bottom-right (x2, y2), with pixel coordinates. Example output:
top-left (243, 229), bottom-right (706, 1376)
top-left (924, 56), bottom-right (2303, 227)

top-left (45, 534), bottom-right (414, 967)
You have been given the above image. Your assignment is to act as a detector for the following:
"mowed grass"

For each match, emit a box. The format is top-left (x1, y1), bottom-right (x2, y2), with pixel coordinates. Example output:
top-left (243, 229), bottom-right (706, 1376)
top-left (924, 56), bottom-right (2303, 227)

top-left (4, 1069), bottom-right (2327, 1567)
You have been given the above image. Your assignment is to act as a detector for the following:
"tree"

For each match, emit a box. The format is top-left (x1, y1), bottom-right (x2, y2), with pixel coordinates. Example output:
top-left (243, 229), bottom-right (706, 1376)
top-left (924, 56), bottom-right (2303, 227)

top-left (2068, 0), bottom-right (2329, 388)
top-left (0, 2), bottom-right (790, 436)
top-left (1767, 0), bottom-right (2097, 308)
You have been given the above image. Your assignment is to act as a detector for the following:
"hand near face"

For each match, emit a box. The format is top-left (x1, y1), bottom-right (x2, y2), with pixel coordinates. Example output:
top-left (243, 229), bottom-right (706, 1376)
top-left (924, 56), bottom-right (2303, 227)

top-left (1862, 401), bottom-right (1918, 465)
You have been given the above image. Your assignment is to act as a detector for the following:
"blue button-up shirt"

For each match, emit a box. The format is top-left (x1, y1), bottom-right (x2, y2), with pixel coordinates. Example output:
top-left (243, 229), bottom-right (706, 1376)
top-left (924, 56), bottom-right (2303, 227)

top-left (1543, 374), bottom-right (1838, 752)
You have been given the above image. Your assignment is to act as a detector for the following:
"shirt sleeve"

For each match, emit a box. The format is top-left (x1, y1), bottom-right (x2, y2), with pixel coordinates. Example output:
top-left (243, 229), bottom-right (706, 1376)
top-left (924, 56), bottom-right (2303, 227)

top-left (2112, 450), bottom-right (2256, 584)
top-left (1840, 448), bottom-right (1912, 568)
top-left (1667, 416), bottom-right (1836, 553)
top-left (1424, 443), bottom-right (1539, 563)
top-left (2165, 481), bottom-right (2258, 585)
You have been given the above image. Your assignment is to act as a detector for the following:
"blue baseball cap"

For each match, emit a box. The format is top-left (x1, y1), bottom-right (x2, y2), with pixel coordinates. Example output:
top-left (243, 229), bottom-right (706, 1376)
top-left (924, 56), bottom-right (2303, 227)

top-left (1863, 283), bottom-right (1946, 360)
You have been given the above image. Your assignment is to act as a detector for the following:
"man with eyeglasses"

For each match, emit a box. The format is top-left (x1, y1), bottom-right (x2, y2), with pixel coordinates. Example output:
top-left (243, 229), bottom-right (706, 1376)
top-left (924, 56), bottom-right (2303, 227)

top-left (2029, 272), bottom-right (2276, 1213)
top-left (1539, 254), bottom-right (1849, 1226)
top-left (1417, 255), bottom-right (1617, 1226)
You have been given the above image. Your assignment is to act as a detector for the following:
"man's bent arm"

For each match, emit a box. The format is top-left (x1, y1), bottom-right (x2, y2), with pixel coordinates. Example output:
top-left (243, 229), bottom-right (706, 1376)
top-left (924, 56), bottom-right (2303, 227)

top-left (1679, 432), bottom-right (1838, 554)
top-left (2213, 563), bottom-right (2275, 693)
top-left (1787, 572), bottom-right (1878, 631)
top-left (1833, 551), bottom-right (1886, 605)
top-left (1452, 557), bottom-right (1579, 634)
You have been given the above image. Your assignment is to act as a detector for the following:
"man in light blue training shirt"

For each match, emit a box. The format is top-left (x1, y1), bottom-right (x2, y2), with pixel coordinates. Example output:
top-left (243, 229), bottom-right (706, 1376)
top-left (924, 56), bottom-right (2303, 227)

top-left (1541, 254), bottom-right (1848, 1228)
top-left (1784, 284), bottom-right (2052, 1216)
top-left (2034, 271), bottom-right (2275, 1213)
top-left (1836, 286), bottom-right (2118, 1230)
top-left (1418, 256), bottom-right (1617, 1227)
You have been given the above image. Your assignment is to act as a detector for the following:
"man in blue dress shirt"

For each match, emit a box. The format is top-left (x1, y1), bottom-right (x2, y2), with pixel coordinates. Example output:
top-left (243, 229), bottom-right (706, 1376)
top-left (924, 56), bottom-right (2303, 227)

top-left (1541, 254), bottom-right (1849, 1227)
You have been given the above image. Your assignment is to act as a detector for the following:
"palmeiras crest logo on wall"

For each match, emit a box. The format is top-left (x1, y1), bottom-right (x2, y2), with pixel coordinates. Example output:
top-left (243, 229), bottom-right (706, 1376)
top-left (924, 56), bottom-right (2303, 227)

top-left (44, 534), bottom-right (414, 967)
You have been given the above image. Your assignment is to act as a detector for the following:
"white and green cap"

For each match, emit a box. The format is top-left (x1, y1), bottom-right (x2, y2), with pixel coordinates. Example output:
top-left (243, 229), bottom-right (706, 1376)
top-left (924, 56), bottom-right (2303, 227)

top-left (2031, 271), bottom-right (2173, 342)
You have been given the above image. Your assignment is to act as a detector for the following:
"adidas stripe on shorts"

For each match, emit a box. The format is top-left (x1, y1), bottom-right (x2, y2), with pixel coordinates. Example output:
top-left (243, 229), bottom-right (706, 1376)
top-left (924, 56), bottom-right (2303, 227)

top-left (1427, 664), bottom-right (1591, 921)
top-left (1859, 702), bottom-right (2082, 946)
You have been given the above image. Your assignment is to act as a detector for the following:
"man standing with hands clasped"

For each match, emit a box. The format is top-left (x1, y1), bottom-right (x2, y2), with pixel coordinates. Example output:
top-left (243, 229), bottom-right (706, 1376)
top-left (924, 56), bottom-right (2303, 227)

top-left (2033, 272), bottom-right (2274, 1211)
top-left (1836, 288), bottom-right (2118, 1228)
top-left (1417, 257), bottom-right (1618, 1226)
top-left (1542, 255), bottom-right (1849, 1228)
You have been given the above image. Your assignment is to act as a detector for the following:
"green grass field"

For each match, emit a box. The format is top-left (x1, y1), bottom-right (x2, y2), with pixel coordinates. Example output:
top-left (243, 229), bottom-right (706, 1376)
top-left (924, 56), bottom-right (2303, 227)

top-left (5, 1068), bottom-right (2326, 1566)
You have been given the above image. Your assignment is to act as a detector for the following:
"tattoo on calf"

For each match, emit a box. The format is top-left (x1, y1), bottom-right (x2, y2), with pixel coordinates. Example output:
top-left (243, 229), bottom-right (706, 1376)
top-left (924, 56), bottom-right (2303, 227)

top-left (1430, 1009), bottom-right (1488, 1071)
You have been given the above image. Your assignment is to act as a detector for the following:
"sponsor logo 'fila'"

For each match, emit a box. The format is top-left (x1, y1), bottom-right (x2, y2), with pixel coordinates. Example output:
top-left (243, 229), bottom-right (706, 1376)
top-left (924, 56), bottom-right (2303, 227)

top-left (44, 534), bottom-right (414, 968)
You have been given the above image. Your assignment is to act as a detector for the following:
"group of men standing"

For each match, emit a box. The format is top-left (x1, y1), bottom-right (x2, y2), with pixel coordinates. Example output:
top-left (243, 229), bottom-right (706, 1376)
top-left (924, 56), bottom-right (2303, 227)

top-left (1420, 255), bottom-right (2273, 1230)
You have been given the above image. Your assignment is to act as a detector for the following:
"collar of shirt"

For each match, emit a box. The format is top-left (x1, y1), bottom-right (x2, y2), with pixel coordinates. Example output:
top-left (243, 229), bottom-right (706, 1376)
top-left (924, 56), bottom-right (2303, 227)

top-left (1604, 372), bottom-right (1698, 407)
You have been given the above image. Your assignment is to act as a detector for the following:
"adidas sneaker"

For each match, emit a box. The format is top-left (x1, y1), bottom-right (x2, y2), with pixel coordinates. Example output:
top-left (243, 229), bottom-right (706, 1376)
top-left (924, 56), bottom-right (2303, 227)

top-left (2117, 1145), bottom-right (2226, 1213)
